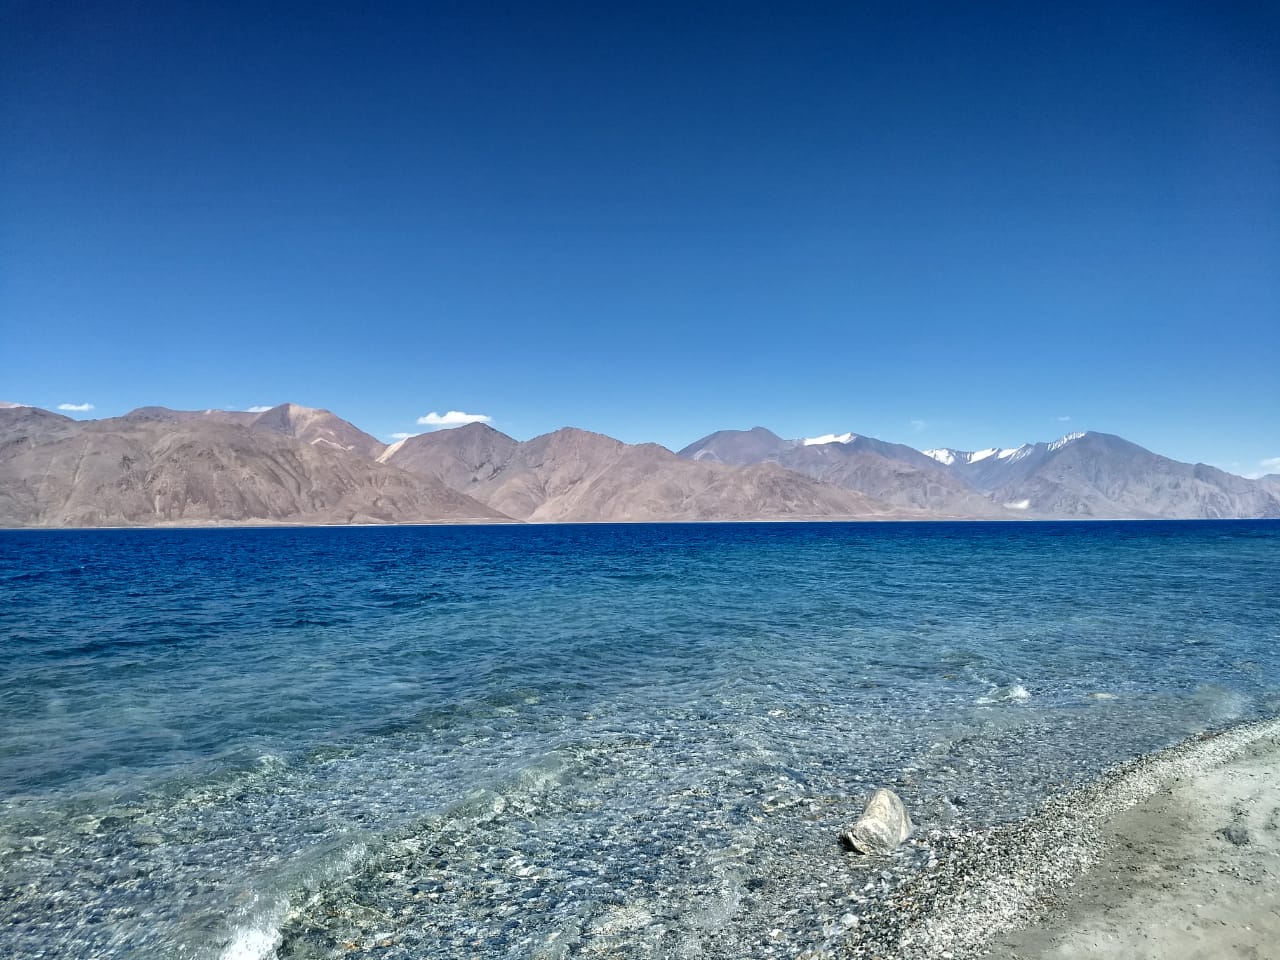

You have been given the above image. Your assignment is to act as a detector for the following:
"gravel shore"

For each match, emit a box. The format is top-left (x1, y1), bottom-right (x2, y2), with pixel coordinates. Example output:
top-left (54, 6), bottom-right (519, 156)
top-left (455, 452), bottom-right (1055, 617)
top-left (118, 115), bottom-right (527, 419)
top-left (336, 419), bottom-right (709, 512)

top-left (833, 716), bottom-right (1280, 960)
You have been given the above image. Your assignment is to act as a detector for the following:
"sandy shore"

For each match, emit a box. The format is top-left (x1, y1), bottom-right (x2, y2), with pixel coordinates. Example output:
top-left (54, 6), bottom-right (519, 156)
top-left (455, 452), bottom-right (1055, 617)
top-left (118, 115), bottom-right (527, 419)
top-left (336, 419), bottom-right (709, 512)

top-left (835, 717), bottom-right (1280, 960)
top-left (984, 729), bottom-right (1280, 959)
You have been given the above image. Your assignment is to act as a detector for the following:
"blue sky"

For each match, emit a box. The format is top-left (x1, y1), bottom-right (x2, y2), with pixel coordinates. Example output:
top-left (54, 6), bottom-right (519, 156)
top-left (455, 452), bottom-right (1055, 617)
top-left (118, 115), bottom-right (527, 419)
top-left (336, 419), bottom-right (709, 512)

top-left (3, 2), bottom-right (1277, 475)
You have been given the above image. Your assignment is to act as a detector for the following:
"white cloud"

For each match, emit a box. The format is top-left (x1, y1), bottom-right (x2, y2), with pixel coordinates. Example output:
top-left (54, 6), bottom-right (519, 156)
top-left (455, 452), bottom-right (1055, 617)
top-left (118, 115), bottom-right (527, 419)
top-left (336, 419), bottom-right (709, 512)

top-left (0, 401), bottom-right (27, 408)
top-left (909, 419), bottom-right (927, 432)
top-left (1248, 456), bottom-right (1280, 479)
top-left (57, 402), bottom-right (94, 412)
top-left (389, 432), bottom-right (421, 440)
top-left (246, 405), bottom-right (273, 413)
top-left (416, 410), bottom-right (492, 427)
top-left (1057, 415), bottom-right (1072, 422)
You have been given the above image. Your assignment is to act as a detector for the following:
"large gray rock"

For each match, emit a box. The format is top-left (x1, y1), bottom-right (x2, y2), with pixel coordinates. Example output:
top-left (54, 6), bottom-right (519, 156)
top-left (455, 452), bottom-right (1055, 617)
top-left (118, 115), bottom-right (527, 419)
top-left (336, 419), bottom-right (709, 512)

top-left (841, 788), bottom-right (913, 855)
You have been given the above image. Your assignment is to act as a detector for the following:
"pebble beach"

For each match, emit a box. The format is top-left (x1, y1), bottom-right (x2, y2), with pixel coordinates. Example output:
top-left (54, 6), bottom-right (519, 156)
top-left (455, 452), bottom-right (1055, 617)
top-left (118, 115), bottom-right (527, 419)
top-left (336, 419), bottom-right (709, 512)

top-left (836, 716), bottom-right (1280, 960)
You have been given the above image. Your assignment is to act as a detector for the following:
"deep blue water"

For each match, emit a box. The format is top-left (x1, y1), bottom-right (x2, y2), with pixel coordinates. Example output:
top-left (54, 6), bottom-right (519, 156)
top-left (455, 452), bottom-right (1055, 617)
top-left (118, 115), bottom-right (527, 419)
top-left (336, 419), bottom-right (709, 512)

top-left (1, 521), bottom-right (1277, 959)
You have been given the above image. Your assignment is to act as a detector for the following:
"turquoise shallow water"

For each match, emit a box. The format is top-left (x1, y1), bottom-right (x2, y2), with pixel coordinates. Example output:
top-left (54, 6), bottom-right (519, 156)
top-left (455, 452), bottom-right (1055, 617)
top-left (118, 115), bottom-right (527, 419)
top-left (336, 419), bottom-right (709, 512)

top-left (1, 521), bottom-right (1277, 958)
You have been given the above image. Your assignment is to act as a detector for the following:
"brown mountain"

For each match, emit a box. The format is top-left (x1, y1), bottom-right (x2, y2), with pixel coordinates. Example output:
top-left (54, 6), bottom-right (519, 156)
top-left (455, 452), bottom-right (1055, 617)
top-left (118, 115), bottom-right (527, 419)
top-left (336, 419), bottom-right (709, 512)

top-left (0, 404), bottom-right (78, 445)
top-left (248, 403), bottom-right (386, 459)
top-left (384, 423), bottom-right (920, 522)
top-left (121, 402), bottom-right (385, 459)
top-left (8, 404), bottom-right (1272, 526)
top-left (0, 407), bottom-right (506, 527)
top-left (378, 420), bottom-right (520, 490)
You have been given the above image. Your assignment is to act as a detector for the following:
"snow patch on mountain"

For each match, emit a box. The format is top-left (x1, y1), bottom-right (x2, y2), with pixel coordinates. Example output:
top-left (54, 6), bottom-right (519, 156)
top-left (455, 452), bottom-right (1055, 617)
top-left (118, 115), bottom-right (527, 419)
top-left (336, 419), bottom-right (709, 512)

top-left (803, 432), bottom-right (856, 446)
top-left (1048, 431), bottom-right (1086, 451)
top-left (925, 445), bottom-right (1029, 466)
top-left (924, 435), bottom-right (1087, 467)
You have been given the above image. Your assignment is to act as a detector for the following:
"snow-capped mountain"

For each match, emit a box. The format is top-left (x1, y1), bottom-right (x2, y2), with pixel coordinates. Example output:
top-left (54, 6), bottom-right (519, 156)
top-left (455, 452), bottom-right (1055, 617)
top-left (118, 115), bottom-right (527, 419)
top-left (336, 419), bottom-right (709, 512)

top-left (922, 433), bottom-right (1087, 493)
top-left (923, 444), bottom-right (1034, 467)
top-left (922, 431), bottom-right (1279, 518)
top-left (682, 428), bottom-right (1280, 520)
top-left (678, 428), bottom-right (1014, 517)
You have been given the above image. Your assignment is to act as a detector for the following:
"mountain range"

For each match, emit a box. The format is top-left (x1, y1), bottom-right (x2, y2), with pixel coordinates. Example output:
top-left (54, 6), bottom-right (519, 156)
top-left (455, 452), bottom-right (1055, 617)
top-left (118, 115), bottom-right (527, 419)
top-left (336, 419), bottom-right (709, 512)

top-left (379, 424), bottom-right (903, 523)
top-left (1, 402), bottom-right (1276, 527)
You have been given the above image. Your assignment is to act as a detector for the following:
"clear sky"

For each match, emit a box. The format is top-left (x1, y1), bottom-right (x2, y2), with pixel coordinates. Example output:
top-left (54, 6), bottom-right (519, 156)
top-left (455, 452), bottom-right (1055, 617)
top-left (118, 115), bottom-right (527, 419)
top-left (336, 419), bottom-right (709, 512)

top-left (3, 2), bottom-right (1277, 475)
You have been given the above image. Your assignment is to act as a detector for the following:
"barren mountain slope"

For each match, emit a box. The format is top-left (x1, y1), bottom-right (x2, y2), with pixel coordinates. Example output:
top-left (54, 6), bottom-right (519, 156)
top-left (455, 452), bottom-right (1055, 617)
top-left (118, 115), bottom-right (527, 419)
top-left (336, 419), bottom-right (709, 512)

top-left (381, 422), bottom-right (519, 491)
top-left (391, 425), bottom-right (919, 522)
top-left (984, 433), bottom-right (1280, 519)
top-left (524, 442), bottom-right (906, 523)
top-left (679, 427), bottom-right (1009, 517)
top-left (249, 403), bottom-right (386, 459)
top-left (0, 410), bottom-right (506, 527)
top-left (122, 403), bottom-right (386, 459)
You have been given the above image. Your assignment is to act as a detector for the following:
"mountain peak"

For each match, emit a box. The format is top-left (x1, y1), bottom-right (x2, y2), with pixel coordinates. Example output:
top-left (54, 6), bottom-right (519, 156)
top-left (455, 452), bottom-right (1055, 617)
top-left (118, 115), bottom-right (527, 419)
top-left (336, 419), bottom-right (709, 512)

top-left (252, 401), bottom-right (321, 427)
top-left (246, 403), bottom-right (384, 458)
top-left (449, 421), bottom-right (504, 437)
top-left (677, 426), bottom-right (790, 463)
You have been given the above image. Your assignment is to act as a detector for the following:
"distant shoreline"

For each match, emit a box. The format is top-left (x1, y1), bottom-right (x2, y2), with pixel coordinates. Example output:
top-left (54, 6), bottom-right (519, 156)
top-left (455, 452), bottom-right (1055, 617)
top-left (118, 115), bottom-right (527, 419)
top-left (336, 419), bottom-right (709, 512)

top-left (4, 516), bottom-right (1278, 533)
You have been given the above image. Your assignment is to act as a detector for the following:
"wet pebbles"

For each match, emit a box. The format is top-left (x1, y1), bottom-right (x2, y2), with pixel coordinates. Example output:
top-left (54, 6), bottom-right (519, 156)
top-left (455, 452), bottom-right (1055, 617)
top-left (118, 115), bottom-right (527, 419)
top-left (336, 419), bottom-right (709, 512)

top-left (837, 715), bottom-right (1280, 960)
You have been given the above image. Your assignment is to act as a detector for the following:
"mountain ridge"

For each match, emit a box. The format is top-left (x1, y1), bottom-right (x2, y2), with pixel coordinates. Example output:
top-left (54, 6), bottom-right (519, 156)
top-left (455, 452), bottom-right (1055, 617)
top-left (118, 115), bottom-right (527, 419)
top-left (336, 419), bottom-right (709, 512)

top-left (3, 405), bottom-right (1276, 525)
top-left (383, 423), bottom-right (921, 522)
top-left (679, 427), bottom-right (1018, 518)
top-left (679, 426), bottom-right (1280, 520)
top-left (118, 402), bottom-right (385, 459)
top-left (0, 407), bottom-right (506, 527)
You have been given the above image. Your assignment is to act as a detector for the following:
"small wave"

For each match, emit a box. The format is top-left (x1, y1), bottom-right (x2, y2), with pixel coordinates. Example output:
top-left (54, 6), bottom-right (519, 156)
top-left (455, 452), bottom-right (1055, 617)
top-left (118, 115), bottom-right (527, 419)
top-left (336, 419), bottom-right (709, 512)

top-left (220, 915), bottom-right (282, 960)
top-left (64, 632), bottom-right (195, 658)
top-left (976, 683), bottom-right (1031, 704)
top-left (2, 566), bottom-right (84, 583)
top-left (220, 839), bottom-right (369, 960)
top-left (1190, 683), bottom-right (1249, 722)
